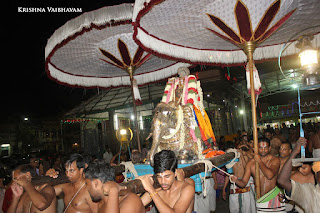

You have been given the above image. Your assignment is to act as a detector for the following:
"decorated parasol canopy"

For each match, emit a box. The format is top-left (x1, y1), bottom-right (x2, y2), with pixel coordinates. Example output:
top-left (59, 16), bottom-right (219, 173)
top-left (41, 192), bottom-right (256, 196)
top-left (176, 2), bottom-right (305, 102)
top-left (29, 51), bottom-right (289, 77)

top-left (133, 0), bottom-right (320, 65)
top-left (132, 0), bottom-right (320, 198)
top-left (45, 3), bottom-right (189, 152)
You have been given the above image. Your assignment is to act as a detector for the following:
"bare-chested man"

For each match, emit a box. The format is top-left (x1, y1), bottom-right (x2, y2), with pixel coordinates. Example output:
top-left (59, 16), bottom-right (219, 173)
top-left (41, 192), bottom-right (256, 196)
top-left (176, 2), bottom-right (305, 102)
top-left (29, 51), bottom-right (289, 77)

top-left (264, 129), bottom-right (282, 156)
top-left (8, 164), bottom-right (56, 213)
top-left (308, 123), bottom-right (320, 158)
top-left (138, 150), bottom-right (195, 213)
top-left (84, 159), bottom-right (144, 213)
top-left (231, 137), bottom-right (283, 211)
top-left (277, 137), bottom-right (320, 213)
top-left (231, 137), bottom-right (280, 192)
top-left (47, 153), bottom-right (98, 213)
top-left (279, 142), bottom-right (292, 172)
top-left (223, 146), bottom-right (255, 213)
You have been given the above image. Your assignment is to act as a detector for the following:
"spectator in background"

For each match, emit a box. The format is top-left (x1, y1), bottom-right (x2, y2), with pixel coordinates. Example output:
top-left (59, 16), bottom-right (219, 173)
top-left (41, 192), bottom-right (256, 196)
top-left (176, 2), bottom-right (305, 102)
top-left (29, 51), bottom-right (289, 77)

top-left (308, 123), bottom-right (320, 158)
top-left (264, 129), bottom-right (282, 156)
top-left (257, 128), bottom-right (263, 138)
top-left (237, 135), bottom-right (248, 148)
top-left (51, 155), bottom-right (63, 173)
top-left (29, 154), bottom-right (40, 176)
top-left (279, 142), bottom-right (292, 172)
top-left (281, 123), bottom-right (289, 141)
top-left (103, 145), bottom-right (113, 163)
top-left (288, 127), bottom-right (299, 149)
top-left (39, 155), bottom-right (50, 176)
top-left (274, 128), bottom-right (286, 143)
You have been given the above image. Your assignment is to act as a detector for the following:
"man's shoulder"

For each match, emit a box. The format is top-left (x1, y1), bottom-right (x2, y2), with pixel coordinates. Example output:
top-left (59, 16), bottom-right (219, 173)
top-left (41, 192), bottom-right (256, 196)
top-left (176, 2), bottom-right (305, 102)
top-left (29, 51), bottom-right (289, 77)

top-left (121, 192), bottom-right (144, 207)
top-left (56, 182), bottom-right (73, 191)
top-left (270, 155), bottom-right (280, 161)
top-left (181, 181), bottom-right (195, 193)
top-left (123, 192), bottom-right (141, 201)
top-left (40, 183), bottom-right (55, 192)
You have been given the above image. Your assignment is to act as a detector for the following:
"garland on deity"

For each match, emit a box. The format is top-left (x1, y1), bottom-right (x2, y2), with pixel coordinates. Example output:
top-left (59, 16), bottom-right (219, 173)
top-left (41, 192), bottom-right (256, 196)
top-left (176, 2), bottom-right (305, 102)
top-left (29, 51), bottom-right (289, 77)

top-left (161, 75), bottom-right (216, 150)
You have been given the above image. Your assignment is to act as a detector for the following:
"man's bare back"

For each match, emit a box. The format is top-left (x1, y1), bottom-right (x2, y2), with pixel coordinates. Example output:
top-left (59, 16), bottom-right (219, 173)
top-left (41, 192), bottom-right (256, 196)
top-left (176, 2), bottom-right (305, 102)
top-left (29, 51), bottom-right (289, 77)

top-left (233, 150), bottom-right (252, 178)
top-left (97, 191), bottom-right (145, 213)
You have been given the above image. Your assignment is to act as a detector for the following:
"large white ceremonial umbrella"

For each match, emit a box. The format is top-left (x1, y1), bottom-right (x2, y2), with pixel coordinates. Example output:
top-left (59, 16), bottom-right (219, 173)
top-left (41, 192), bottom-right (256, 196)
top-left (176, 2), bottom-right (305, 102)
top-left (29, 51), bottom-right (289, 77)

top-left (45, 4), bottom-right (189, 152)
top-left (132, 0), bottom-right (320, 197)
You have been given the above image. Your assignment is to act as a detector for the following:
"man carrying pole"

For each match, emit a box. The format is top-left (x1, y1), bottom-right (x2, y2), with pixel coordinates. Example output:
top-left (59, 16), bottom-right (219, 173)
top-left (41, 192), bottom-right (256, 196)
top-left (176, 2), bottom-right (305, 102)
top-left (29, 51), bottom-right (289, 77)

top-left (137, 150), bottom-right (195, 213)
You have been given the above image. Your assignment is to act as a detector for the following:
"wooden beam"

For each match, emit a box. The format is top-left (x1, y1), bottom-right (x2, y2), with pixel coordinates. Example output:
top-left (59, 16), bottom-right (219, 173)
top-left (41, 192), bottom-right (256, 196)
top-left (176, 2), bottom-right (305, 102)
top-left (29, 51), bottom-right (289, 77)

top-left (32, 153), bottom-right (235, 195)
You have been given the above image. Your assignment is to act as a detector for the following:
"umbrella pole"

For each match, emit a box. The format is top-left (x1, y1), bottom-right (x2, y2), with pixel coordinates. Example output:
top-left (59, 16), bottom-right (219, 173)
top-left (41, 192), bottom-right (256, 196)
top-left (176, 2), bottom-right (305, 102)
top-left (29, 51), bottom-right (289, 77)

top-left (127, 66), bottom-right (142, 153)
top-left (243, 42), bottom-right (261, 199)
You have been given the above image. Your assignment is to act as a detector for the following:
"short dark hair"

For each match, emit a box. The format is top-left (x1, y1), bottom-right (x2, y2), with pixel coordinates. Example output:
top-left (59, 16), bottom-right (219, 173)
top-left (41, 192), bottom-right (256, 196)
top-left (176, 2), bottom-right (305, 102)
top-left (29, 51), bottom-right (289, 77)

top-left (15, 164), bottom-right (36, 177)
top-left (85, 160), bottom-right (115, 183)
top-left (153, 150), bottom-right (177, 174)
top-left (281, 141), bottom-right (292, 150)
top-left (66, 153), bottom-right (86, 170)
top-left (264, 129), bottom-right (273, 135)
top-left (258, 137), bottom-right (270, 146)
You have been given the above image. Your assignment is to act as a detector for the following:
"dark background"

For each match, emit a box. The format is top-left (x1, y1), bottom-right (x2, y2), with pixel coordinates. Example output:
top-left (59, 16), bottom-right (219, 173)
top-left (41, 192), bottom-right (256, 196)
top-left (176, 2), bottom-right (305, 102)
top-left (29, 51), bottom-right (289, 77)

top-left (3, 0), bottom-right (134, 119)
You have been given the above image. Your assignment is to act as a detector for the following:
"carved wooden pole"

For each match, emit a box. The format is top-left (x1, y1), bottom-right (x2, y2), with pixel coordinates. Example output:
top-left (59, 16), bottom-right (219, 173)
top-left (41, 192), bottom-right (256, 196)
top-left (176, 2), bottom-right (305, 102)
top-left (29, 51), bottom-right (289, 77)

top-left (242, 41), bottom-right (261, 199)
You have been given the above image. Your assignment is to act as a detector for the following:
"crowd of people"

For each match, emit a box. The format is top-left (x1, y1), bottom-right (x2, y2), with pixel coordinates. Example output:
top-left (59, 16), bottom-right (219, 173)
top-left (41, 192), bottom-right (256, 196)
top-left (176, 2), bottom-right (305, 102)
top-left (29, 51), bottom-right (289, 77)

top-left (0, 122), bottom-right (319, 213)
top-left (214, 122), bottom-right (320, 213)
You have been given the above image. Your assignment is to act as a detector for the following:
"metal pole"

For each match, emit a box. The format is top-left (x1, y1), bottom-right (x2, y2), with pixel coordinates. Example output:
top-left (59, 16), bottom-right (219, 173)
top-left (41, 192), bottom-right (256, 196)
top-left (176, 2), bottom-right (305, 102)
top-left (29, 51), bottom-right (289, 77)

top-left (243, 41), bottom-right (261, 199)
top-left (127, 66), bottom-right (142, 152)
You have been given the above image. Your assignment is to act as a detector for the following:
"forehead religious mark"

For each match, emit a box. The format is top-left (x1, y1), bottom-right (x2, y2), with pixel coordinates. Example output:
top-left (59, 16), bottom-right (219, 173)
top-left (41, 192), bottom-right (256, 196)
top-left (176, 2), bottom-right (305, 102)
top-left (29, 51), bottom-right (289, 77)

top-left (158, 173), bottom-right (165, 177)
top-left (259, 142), bottom-right (269, 148)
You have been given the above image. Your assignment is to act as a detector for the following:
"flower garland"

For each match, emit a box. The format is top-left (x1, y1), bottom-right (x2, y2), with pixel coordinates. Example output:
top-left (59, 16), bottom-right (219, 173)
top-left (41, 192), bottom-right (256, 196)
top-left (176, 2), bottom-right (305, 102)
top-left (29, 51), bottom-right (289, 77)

top-left (179, 113), bottom-right (185, 150)
top-left (197, 81), bottom-right (205, 117)
top-left (197, 138), bottom-right (204, 160)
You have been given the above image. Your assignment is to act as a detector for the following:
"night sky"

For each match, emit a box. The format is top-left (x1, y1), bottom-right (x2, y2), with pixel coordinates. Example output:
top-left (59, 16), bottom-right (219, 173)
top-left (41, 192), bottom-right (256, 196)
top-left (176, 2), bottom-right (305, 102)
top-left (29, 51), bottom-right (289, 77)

top-left (3, 0), bottom-right (135, 118)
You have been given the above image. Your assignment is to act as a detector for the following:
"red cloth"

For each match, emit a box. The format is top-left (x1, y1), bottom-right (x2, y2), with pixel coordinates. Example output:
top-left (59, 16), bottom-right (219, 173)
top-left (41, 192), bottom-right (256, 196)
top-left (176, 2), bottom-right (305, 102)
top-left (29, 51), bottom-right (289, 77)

top-left (2, 186), bottom-right (13, 213)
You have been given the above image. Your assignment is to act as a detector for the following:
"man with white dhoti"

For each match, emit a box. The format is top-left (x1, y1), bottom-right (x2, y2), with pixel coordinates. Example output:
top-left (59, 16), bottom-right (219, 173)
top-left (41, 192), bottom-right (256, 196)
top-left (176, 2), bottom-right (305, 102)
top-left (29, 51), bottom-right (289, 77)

top-left (194, 174), bottom-right (216, 213)
top-left (224, 147), bottom-right (256, 213)
top-left (231, 137), bottom-right (284, 212)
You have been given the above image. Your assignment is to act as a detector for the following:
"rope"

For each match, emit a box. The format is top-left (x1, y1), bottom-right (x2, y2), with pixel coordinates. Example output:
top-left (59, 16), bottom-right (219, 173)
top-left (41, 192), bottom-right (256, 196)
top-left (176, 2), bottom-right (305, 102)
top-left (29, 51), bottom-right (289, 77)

top-left (120, 161), bottom-right (139, 182)
top-left (225, 148), bottom-right (241, 169)
top-left (196, 150), bottom-right (240, 196)
top-left (195, 159), bottom-right (213, 197)
top-left (63, 182), bottom-right (86, 213)
top-left (195, 159), bottom-right (236, 196)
